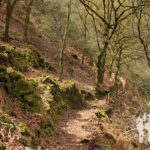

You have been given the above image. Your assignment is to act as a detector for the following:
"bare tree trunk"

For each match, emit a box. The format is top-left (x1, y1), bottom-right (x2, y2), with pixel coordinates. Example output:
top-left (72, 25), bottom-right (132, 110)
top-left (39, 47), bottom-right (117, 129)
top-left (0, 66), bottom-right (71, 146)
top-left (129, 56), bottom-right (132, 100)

top-left (137, 8), bottom-right (150, 68)
top-left (59, 0), bottom-right (72, 81)
top-left (108, 57), bottom-right (115, 77)
top-left (22, 0), bottom-right (33, 42)
top-left (4, 0), bottom-right (18, 42)
top-left (114, 49), bottom-right (122, 84)
top-left (81, 12), bottom-right (87, 64)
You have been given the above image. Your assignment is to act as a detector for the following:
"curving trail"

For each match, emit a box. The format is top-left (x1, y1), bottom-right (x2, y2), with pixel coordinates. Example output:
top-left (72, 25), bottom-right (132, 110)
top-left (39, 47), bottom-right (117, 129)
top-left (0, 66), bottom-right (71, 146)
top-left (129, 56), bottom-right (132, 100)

top-left (48, 99), bottom-right (107, 150)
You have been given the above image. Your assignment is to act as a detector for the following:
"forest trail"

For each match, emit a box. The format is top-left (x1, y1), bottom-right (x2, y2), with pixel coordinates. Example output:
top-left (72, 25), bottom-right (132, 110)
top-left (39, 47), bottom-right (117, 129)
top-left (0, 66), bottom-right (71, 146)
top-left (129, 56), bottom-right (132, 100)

top-left (48, 99), bottom-right (107, 150)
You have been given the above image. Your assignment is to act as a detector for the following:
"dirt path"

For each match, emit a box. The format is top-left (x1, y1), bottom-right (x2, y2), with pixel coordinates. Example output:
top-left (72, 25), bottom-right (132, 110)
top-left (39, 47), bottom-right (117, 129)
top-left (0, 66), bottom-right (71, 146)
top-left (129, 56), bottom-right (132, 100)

top-left (48, 99), bottom-right (107, 150)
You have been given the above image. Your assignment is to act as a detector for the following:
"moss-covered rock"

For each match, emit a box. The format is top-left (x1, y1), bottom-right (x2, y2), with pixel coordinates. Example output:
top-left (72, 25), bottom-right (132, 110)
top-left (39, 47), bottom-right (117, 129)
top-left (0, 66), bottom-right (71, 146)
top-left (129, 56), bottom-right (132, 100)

top-left (5, 48), bottom-right (28, 72)
top-left (94, 109), bottom-right (108, 119)
top-left (23, 50), bottom-right (40, 68)
top-left (61, 80), bottom-right (82, 108)
top-left (23, 92), bottom-right (42, 112)
top-left (10, 57), bottom-right (28, 72)
top-left (23, 49), bottom-right (56, 73)
top-left (0, 71), bottom-right (42, 112)
top-left (6, 78), bottom-right (34, 98)
top-left (42, 76), bottom-right (61, 101)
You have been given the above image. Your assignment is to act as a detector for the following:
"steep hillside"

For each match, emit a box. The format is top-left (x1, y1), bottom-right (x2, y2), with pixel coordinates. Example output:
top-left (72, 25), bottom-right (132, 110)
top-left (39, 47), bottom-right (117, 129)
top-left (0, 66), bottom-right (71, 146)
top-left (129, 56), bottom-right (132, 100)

top-left (0, 1), bottom-right (150, 150)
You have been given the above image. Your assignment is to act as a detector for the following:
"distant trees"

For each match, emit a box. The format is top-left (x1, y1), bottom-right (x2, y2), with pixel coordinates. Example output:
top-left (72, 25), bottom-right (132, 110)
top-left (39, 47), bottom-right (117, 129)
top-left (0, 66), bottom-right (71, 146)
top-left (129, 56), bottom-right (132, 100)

top-left (135, 6), bottom-right (150, 68)
top-left (3, 0), bottom-right (19, 42)
top-left (79, 0), bottom-right (149, 93)
top-left (78, 9), bottom-right (88, 64)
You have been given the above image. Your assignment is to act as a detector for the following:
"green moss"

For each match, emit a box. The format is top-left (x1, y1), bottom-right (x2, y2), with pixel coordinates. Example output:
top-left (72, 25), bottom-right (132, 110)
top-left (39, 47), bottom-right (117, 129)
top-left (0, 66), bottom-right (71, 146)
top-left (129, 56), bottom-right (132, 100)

top-left (0, 115), bottom-right (11, 124)
top-left (23, 49), bottom-right (56, 72)
top-left (0, 71), bottom-right (42, 111)
top-left (17, 122), bottom-right (35, 138)
top-left (42, 76), bottom-right (61, 101)
top-left (23, 50), bottom-right (40, 68)
top-left (94, 109), bottom-right (108, 119)
top-left (28, 79), bottom-right (38, 89)
top-left (10, 57), bottom-right (28, 72)
top-left (7, 78), bottom-right (34, 98)
top-left (0, 141), bottom-right (5, 150)
top-left (37, 146), bottom-right (42, 150)
top-left (61, 80), bottom-right (82, 108)
top-left (45, 104), bottom-right (51, 111)
top-left (23, 92), bottom-right (42, 112)
top-left (42, 76), bottom-right (57, 85)
top-left (9, 72), bottom-right (24, 80)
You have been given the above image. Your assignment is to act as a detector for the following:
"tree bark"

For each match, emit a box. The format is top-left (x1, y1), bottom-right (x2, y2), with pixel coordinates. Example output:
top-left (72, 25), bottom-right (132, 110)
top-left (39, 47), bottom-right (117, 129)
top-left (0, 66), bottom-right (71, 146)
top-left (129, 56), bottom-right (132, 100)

top-left (114, 49), bottom-right (122, 84)
top-left (4, 0), bottom-right (18, 42)
top-left (22, 0), bottom-right (34, 42)
top-left (81, 11), bottom-right (87, 64)
top-left (59, 0), bottom-right (72, 81)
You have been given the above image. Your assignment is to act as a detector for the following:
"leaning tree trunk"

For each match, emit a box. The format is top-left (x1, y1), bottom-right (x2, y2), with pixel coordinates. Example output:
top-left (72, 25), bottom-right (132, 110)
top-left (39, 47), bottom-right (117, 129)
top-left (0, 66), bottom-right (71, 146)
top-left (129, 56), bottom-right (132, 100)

top-left (4, 4), bottom-right (12, 42)
top-left (4, 0), bottom-right (18, 42)
top-left (22, 0), bottom-right (33, 42)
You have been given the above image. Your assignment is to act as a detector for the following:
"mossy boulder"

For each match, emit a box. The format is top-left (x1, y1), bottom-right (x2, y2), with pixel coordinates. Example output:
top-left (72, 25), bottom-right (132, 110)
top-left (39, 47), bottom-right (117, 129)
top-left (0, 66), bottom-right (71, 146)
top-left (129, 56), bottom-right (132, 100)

top-left (0, 71), bottom-right (42, 112)
top-left (23, 49), bottom-right (56, 73)
top-left (42, 76), bottom-right (61, 101)
top-left (6, 78), bottom-right (34, 98)
top-left (61, 80), bottom-right (82, 108)
top-left (0, 46), bottom-right (28, 72)
top-left (23, 92), bottom-right (42, 112)
top-left (10, 57), bottom-right (28, 72)
top-left (23, 50), bottom-right (40, 68)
